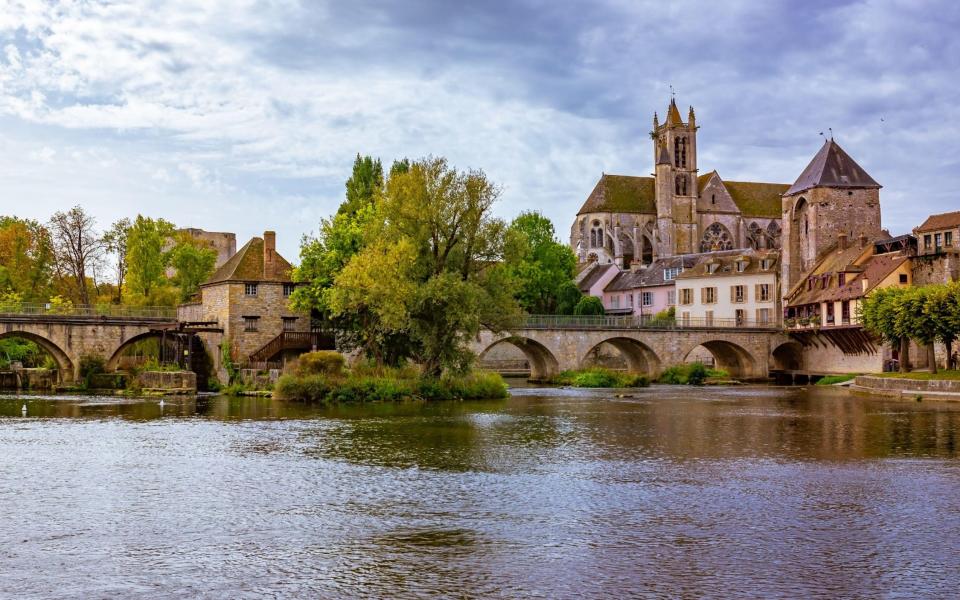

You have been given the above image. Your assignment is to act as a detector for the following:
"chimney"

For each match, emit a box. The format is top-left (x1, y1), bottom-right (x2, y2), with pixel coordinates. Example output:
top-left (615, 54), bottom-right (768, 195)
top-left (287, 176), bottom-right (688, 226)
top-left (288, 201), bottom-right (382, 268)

top-left (263, 231), bottom-right (276, 277)
top-left (838, 232), bottom-right (848, 250)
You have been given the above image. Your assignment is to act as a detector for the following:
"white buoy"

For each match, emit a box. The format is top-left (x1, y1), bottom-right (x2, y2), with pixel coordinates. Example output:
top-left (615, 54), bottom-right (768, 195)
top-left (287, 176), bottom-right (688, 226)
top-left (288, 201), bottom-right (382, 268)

top-left (21, 403), bottom-right (26, 415)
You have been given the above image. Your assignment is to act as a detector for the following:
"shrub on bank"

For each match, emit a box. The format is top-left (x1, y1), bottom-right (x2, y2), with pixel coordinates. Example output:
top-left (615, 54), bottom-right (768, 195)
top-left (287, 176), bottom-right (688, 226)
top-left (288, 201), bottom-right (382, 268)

top-left (274, 368), bottom-right (508, 403)
top-left (815, 374), bottom-right (859, 385)
top-left (293, 351), bottom-right (346, 377)
top-left (656, 362), bottom-right (728, 385)
top-left (550, 367), bottom-right (650, 388)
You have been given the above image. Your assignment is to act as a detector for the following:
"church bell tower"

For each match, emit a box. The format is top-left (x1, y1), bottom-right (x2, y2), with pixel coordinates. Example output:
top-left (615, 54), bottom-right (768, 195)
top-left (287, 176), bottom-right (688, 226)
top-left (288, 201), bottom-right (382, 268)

top-left (652, 98), bottom-right (699, 257)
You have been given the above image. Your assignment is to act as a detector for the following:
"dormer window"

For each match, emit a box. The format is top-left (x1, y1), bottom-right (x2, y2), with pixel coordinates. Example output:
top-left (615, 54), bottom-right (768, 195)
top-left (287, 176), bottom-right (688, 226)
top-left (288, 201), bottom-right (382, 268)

top-left (735, 260), bottom-right (747, 273)
top-left (663, 266), bottom-right (682, 281)
top-left (707, 263), bottom-right (719, 275)
top-left (838, 273), bottom-right (846, 286)
top-left (760, 259), bottom-right (772, 270)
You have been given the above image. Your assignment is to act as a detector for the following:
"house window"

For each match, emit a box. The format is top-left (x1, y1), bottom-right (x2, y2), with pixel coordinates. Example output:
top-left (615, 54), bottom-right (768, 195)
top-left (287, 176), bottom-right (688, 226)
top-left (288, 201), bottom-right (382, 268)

top-left (667, 290), bottom-right (677, 305)
top-left (707, 263), bottom-right (719, 274)
top-left (245, 283), bottom-right (258, 297)
top-left (924, 234), bottom-right (932, 249)
top-left (283, 283), bottom-right (295, 297)
top-left (735, 309), bottom-right (745, 326)
top-left (735, 260), bottom-right (747, 273)
top-left (664, 267), bottom-right (681, 281)
top-left (838, 273), bottom-right (846, 286)
top-left (612, 295), bottom-right (620, 309)
top-left (757, 284), bottom-right (770, 302)
top-left (642, 292), bottom-right (653, 306)
top-left (760, 258), bottom-right (772, 270)
top-left (243, 316), bottom-right (260, 332)
top-left (705, 310), bottom-right (714, 326)
top-left (935, 233), bottom-right (943, 249)
top-left (679, 289), bottom-right (693, 305)
top-left (946, 231), bottom-right (954, 247)
top-left (282, 317), bottom-right (297, 332)
top-left (899, 273), bottom-right (908, 284)
top-left (703, 287), bottom-right (717, 304)
top-left (826, 302), bottom-right (835, 324)
top-left (732, 285), bottom-right (745, 303)
top-left (841, 301), bottom-right (851, 324)
top-left (756, 308), bottom-right (770, 324)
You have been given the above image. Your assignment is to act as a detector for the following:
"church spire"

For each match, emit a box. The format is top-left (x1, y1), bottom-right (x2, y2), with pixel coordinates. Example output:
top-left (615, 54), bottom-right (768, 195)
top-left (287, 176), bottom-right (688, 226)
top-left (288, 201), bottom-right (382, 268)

top-left (666, 98), bottom-right (682, 125)
top-left (653, 111), bottom-right (659, 129)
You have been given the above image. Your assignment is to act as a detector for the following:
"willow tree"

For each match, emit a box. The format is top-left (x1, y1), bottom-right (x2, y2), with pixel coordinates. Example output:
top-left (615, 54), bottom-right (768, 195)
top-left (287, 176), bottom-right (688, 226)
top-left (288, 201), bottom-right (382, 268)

top-left (325, 157), bottom-right (519, 376)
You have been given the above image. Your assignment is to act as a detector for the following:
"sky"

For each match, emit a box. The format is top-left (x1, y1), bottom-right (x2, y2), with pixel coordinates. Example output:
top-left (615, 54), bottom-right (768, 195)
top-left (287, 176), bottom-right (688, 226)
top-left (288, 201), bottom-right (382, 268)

top-left (1, 0), bottom-right (958, 260)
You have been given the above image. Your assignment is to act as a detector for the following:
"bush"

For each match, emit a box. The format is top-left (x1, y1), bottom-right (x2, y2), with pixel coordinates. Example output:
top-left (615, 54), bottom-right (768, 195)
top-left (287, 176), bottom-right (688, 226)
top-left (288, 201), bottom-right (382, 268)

top-left (551, 367), bottom-right (650, 388)
top-left (815, 374), bottom-right (858, 385)
top-left (573, 296), bottom-right (604, 316)
top-left (274, 369), bottom-right (508, 403)
top-left (657, 362), bottom-right (711, 385)
top-left (293, 351), bottom-right (346, 377)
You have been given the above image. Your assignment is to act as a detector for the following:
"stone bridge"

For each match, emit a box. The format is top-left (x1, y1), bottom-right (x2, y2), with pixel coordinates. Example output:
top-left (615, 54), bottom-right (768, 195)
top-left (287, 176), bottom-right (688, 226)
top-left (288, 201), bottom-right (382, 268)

top-left (472, 325), bottom-right (798, 380)
top-left (0, 312), bottom-right (179, 382)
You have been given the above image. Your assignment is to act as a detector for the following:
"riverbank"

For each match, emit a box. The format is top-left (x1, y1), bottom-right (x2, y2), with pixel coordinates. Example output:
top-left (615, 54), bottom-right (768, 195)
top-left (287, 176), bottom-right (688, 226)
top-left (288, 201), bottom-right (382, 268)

top-left (851, 374), bottom-right (960, 400)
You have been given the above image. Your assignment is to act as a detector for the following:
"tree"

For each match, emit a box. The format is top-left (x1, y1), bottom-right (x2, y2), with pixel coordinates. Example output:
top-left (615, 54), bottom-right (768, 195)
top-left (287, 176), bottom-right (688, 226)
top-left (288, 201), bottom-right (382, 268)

top-left (555, 281), bottom-right (584, 315)
top-left (168, 234), bottom-right (218, 302)
top-left (573, 295), bottom-right (604, 316)
top-left (925, 282), bottom-right (960, 371)
top-left (503, 211), bottom-right (577, 314)
top-left (125, 216), bottom-right (175, 300)
top-left (102, 218), bottom-right (131, 304)
top-left (897, 286), bottom-right (940, 373)
top-left (326, 157), bottom-right (519, 375)
top-left (48, 206), bottom-right (104, 305)
top-left (860, 286), bottom-right (910, 372)
top-left (340, 154), bottom-right (384, 217)
top-left (0, 216), bottom-right (54, 301)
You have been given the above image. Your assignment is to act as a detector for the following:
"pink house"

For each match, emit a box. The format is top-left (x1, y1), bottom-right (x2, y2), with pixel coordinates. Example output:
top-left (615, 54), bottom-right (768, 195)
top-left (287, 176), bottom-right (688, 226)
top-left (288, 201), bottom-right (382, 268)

top-left (601, 256), bottom-right (697, 317)
top-left (576, 262), bottom-right (619, 298)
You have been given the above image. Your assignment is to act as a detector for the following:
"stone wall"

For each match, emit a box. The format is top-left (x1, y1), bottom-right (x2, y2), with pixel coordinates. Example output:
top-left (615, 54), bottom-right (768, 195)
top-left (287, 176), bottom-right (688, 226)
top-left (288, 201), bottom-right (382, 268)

top-left (854, 375), bottom-right (960, 398)
top-left (912, 252), bottom-right (959, 285)
top-left (138, 370), bottom-right (197, 393)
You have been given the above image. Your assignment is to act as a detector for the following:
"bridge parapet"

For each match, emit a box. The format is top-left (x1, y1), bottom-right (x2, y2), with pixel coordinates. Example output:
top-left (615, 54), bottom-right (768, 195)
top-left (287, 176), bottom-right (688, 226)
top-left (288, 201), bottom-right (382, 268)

top-left (513, 314), bottom-right (782, 331)
top-left (0, 303), bottom-right (177, 320)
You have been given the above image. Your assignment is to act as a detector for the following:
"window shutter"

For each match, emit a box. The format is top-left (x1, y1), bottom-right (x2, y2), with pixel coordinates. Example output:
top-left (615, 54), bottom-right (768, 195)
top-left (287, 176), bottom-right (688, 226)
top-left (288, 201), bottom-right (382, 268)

top-left (755, 284), bottom-right (761, 301)
top-left (730, 286), bottom-right (735, 303)
top-left (700, 288), bottom-right (706, 304)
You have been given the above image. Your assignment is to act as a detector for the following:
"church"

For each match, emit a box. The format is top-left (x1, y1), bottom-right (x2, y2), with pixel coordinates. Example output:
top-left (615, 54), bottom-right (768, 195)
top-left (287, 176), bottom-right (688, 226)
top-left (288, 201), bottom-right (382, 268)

top-left (570, 98), bottom-right (789, 267)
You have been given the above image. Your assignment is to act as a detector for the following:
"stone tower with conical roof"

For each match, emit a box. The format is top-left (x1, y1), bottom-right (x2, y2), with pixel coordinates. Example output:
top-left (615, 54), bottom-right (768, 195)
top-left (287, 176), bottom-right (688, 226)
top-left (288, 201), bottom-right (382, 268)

top-left (780, 139), bottom-right (883, 296)
top-left (652, 98), bottom-right (699, 258)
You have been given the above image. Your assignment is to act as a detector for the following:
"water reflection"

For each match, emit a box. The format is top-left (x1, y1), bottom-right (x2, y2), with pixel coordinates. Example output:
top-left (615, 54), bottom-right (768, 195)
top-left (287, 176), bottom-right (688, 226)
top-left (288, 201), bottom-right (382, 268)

top-left (3, 386), bottom-right (960, 598)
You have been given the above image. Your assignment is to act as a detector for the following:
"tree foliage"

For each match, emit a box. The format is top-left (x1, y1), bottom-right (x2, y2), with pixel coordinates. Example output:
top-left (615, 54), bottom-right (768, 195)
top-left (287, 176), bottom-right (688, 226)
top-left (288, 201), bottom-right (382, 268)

top-left (573, 295), bottom-right (605, 316)
top-left (0, 216), bottom-right (54, 301)
top-left (503, 211), bottom-right (577, 314)
top-left (125, 215), bottom-right (175, 300)
top-left (102, 218), bottom-right (131, 304)
top-left (168, 233), bottom-right (218, 302)
top-left (48, 206), bottom-right (104, 305)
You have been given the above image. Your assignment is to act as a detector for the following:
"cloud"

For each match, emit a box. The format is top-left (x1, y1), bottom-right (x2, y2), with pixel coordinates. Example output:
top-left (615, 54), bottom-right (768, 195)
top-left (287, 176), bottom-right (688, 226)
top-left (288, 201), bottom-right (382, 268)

top-left (0, 0), bottom-right (956, 260)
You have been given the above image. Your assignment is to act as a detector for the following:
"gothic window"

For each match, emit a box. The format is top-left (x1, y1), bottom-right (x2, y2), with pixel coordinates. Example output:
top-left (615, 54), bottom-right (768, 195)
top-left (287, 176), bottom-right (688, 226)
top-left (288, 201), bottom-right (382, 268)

top-left (590, 220), bottom-right (603, 248)
top-left (675, 137), bottom-right (687, 168)
top-left (699, 222), bottom-right (734, 253)
top-left (766, 221), bottom-right (782, 249)
top-left (675, 174), bottom-right (687, 195)
top-left (747, 222), bottom-right (763, 250)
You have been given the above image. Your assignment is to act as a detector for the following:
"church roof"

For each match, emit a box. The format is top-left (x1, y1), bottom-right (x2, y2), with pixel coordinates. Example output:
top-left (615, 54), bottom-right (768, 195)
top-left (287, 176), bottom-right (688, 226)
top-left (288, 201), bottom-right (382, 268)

top-left (576, 174), bottom-right (656, 215)
top-left (666, 99), bottom-right (683, 125)
top-left (785, 139), bottom-right (881, 196)
top-left (203, 236), bottom-right (293, 286)
top-left (724, 180), bottom-right (790, 218)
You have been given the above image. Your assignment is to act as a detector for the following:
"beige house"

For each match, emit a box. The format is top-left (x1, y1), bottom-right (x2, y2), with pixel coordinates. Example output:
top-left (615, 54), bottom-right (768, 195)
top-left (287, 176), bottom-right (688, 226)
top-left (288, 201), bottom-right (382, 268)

top-left (179, 231), bottom-right (316, 377)
top-left (674, 250), bottom-right (780, 327)
top-left (914, 210), bottom-right (960, 257)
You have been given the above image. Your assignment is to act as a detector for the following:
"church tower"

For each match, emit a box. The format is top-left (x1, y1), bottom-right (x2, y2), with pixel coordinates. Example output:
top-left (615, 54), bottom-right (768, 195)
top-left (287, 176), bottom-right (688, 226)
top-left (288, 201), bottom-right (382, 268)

top-left (780, 139), bottom-right (882, 297)
top-left (652, 98), bottom-right (699, 257)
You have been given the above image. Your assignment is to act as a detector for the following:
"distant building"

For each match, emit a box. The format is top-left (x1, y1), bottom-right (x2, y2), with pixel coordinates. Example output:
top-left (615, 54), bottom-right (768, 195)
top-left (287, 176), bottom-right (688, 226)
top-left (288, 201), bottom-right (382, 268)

top-left (675, 250), bottom-right (780, 327)
top-left (912, 211), bottom-right (960, 285)
top-left (571, 97), bottom-right (787, 268)
top-left (178, 228), bottom-right (237, 268)
top-left (600, 256), bottom-right (696, 317)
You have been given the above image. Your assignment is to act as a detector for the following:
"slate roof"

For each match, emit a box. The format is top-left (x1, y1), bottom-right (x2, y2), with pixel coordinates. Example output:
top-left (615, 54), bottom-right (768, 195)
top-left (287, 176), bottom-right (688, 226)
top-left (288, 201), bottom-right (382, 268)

top-left (724, 181), bottom-right (790, 217)
top-left (785, 140), bottom-right (881, 196)
top-left (916, 210), bottom-right (960, 233)
top-left (576, 263), bottom-right (617, 292)
top-left (203, 236), bottom-right (293, 286)
top-left (677, 249), bottom-right (780, 280)
top-left (577, 174), bottom-right (656, 215)
top-left (604, 256), bottom-right (698, 292)
top-left (787, 252), bottom-right (907, 306)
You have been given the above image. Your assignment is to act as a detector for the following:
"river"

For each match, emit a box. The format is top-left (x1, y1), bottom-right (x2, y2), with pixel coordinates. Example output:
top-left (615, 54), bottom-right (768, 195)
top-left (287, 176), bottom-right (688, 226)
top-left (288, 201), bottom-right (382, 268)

top-left (2, 384), bottom-right (960, 598)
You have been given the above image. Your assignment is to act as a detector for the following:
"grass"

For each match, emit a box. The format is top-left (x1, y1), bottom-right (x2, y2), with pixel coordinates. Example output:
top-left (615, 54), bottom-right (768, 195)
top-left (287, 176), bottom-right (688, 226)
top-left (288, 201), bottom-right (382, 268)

top-left (549, 367), bottom-right (650, 388)
top-left (274, 368), bottom-right (509, 403)
top-left (656, 362), bottom-right (729, 385)
top-left (876, 370), bottom-right (960, 381)
top-left (815, 374), bottom-right (860, 385)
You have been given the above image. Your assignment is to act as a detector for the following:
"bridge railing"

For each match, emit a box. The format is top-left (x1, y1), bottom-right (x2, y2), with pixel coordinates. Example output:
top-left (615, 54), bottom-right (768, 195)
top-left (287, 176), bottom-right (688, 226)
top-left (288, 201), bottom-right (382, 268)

top-left (0, 303), bottom-right (177, 320)
top-left (514, 314), bottom-right (782, 330)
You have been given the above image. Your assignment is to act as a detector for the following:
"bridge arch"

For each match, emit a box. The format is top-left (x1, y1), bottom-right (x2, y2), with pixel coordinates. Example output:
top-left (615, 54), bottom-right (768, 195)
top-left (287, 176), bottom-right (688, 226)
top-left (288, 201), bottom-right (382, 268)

top-left (0, 330), bottom-right (74, 381)
top-left (772, 341), bottom-right (804, 371)
top-left (479, 336), bottom-right (559, 381)
top-left (683, 339), bottom-right (758, 379)
top-left (105, 331), bottom-right (166, 371)
top-left (581, 337), bottom-right (662, 376)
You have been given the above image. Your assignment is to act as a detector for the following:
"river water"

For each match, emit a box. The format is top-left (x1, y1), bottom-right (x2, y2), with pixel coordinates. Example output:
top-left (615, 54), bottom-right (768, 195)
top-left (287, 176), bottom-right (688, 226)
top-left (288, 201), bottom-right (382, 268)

top-left (2, 384), bottom-right (960, 598)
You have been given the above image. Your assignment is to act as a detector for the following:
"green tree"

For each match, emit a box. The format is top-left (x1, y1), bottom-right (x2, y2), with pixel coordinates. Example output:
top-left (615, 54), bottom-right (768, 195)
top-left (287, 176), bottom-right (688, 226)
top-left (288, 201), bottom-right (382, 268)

top-left (897, 286), bottom-right (940, 373)
top-left (503, 211), bottom-right (577, 314)
top-left (573, 295), bottom-right (604, 316)
top-left (555, 280), bottom-right (584, 315)
top-left (168, 235), bottom-right (218, 301)
top-left (925, 282), bottom-right (960, 370)
top-left (102, 218), bottom-right (131, 304)
top-left (860, 286), bottom-right (910, 372)
top-left (0, 216), bottom-right (54, 301)
top-left (341, 154), bottom-right (384, 217)
top-left (326, 157), bottom-right (519, 375)
top-left (125, 216), bottom-right (175, 300)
